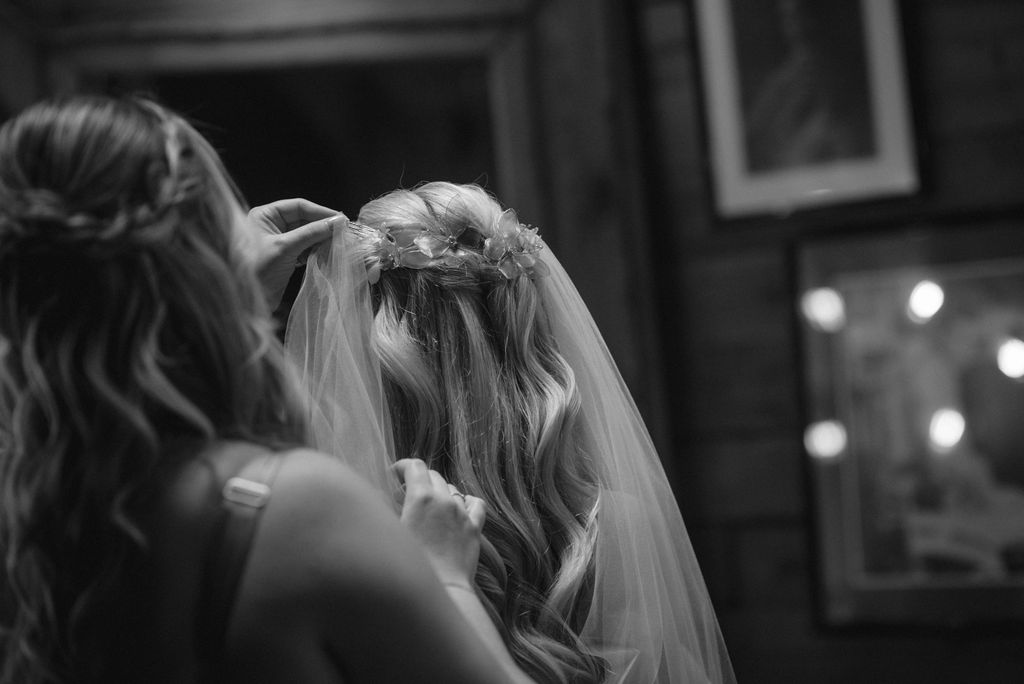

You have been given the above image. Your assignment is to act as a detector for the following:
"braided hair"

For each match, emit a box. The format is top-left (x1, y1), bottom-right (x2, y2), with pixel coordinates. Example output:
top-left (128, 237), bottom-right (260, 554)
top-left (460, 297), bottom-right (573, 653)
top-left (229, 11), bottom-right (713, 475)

top-left (0, 95), bottom-right (309, 682)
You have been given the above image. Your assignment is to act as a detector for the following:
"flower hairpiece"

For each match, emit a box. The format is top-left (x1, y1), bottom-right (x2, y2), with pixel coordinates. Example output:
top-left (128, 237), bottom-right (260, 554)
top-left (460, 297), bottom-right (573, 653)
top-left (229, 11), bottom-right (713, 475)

top-left (362, 208), bottom-right (548, 284)
top-left (482, 209), bottom-right (549, 280)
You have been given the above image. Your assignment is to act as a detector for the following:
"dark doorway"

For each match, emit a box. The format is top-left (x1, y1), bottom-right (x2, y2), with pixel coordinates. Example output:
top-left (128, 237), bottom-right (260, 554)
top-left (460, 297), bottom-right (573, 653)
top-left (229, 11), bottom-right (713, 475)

top-left (108, 60), bottom-right (496, 215)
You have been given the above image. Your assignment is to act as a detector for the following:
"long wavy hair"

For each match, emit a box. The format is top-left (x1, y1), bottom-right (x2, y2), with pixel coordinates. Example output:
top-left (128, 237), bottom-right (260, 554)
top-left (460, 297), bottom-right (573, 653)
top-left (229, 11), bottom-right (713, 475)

top-left (0, 95), bottom-right (309, 682)
top-left (353, 183), bottom-right (605, 683)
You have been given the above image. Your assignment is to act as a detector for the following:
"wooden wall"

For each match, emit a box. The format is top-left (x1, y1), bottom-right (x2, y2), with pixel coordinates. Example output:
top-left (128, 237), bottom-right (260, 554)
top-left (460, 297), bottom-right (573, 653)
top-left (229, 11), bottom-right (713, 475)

top-left (635, 0), bottom-right (1024, 681)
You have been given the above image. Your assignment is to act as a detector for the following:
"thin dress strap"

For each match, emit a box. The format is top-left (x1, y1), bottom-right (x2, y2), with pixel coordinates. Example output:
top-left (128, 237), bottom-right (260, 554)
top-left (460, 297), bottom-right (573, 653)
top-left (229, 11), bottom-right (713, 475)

top-left (195, 451), bottom-right (283, 665)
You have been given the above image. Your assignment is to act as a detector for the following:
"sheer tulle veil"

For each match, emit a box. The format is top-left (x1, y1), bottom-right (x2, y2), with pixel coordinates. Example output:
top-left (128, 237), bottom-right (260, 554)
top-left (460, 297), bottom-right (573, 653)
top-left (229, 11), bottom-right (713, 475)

top-left (285, 216), bottom-right (735, 684)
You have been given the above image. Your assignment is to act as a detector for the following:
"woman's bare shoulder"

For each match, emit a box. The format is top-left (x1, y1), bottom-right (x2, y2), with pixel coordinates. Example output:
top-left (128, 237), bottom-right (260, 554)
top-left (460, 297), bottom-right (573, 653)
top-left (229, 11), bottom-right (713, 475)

top-left (270, 448), bottom-right (396, 527)
top-left (232, 450), bottom-right (523, 683)
top-left (249, 448), bottom-right (410, 591)
top-left (274, 447), bottom-right (375, 490)
top-left (233, 449), bottom-right (439, 652)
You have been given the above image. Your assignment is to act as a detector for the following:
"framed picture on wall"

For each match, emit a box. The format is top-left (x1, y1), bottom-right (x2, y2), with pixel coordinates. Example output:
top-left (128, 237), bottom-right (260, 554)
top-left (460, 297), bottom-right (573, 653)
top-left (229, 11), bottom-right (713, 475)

top-left (693, 0), bottom-right (919, 218)
top-left (797, 223), bottom-right (1024, 627)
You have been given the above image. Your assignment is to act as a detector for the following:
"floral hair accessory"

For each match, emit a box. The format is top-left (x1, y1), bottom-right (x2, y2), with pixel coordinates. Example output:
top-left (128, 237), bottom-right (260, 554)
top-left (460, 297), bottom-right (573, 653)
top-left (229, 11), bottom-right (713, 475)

top-left (482, 209), bottom-right (549, 280)
top-left (363, 225), bottom-right (399, 285)
top-left (360, 207), bottom-right (547, 283)
top-left (361, 219), bottom-right (467, 284)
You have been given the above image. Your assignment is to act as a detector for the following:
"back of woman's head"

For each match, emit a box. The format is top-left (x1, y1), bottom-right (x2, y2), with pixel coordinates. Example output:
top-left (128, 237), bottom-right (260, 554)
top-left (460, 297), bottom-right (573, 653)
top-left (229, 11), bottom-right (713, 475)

top-left (353, 182), bottom-right (605, 683)
top-left (0, 95), bottom-right (307, 682)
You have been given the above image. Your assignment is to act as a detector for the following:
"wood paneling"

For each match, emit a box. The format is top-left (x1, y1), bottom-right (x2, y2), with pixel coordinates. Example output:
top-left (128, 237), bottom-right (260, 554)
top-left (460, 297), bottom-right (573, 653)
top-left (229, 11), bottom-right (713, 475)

top-left (637, 0), bottom-right (1024, 680)
top-left (722, 608), bottom-right (1024, 684)
top-left (676, 246), bottom-right (800, 436)
top-left (689, 436), bottom-right (805, 522)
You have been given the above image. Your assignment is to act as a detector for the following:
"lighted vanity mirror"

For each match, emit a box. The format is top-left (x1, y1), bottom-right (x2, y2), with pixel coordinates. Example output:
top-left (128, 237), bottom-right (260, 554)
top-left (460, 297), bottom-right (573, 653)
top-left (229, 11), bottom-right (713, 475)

top-left (798, 221), bottom-right (1024, 628)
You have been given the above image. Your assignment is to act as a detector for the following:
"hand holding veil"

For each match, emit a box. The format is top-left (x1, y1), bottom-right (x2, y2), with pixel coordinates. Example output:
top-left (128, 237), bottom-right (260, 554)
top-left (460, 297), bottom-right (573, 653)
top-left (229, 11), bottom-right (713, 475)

top-left (286, 219), bottom-right (735, 684)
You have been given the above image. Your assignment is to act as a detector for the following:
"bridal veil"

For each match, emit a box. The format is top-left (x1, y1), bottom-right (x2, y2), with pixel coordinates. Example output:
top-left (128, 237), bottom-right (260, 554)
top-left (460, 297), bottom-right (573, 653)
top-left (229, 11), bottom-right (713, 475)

top-left (285, 212), bottom-right (735, 684)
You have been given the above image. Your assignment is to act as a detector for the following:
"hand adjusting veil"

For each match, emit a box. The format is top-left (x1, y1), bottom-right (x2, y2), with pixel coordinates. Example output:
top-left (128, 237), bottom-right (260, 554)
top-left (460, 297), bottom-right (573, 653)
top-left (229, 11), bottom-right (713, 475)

top-left (285, 208), bottom-right (735, 684)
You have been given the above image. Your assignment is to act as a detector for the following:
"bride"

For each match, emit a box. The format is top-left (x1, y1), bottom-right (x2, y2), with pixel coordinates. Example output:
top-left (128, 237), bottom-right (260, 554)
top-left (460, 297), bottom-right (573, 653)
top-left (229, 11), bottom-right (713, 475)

top-left (287, 182), bottom-right (735, 683)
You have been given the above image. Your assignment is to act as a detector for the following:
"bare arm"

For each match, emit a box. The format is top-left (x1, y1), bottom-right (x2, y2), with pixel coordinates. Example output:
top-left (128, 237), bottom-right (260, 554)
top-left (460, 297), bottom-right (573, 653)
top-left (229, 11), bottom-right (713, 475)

top-left (440, 582), bottom-right (522, 677)
top-left (392, 458), bottom-right (529, 683)
top-left (240, 450), bottom-right (533, 684)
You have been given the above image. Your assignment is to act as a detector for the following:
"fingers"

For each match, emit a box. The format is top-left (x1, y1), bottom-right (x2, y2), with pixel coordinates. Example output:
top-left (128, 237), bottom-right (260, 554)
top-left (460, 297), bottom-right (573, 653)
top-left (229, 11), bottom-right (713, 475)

top-left (447, 483), bottom-right (469, 509)
top-left (393, 458), bottom-right (430, 489)
top-left (277, 214), bottom-right (347, 257)
top-left (427, 469), bottom-right (449, 496)
top-left (464, 495), bottom-right (486, 530)
top-left (392, 458), bottom-right (482, 525)
top-left (250, 198), bottom-right (339, 230)
top-left (392, 459), bottom-right (452, 495)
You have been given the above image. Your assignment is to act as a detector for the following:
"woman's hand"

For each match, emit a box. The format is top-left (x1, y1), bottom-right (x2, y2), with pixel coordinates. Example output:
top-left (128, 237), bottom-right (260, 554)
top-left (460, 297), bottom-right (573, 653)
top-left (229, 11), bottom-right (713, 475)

top-left (244, 198), bottom-right (346, 307)
top-left (393, 458), bottom-right (486, 587)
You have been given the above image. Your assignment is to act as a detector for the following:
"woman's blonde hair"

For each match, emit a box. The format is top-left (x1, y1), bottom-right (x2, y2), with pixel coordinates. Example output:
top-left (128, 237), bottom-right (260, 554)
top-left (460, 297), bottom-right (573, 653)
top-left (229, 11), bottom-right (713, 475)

top-left (0, 95), bottom-right (309, 682)
top-left (353, 182), bottom-right (605, 683)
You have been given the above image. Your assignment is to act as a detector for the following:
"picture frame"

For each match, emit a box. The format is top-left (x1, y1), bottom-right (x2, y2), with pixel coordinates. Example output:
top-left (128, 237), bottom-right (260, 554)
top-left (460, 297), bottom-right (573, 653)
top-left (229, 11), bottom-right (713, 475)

top-left (797, 223), bottom-right (1024, 627)
top-left (693, 0), bottom-right (919, 218)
